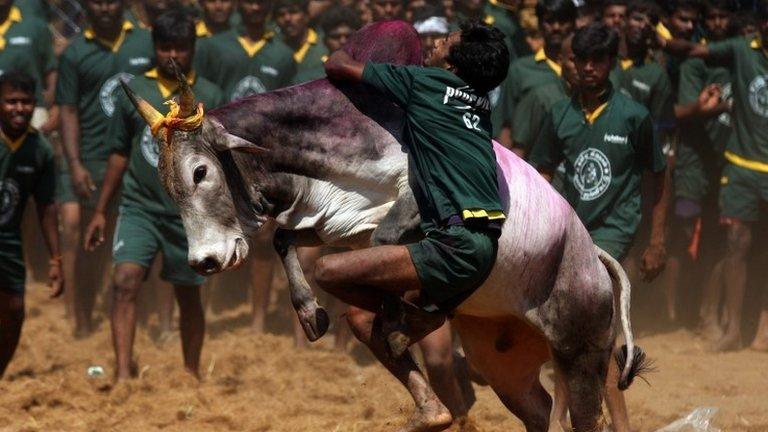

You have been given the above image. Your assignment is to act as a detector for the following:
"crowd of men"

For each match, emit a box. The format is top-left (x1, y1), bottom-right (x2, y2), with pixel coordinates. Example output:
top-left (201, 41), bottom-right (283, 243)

top-left (1, 1), bottom-right (767, 423)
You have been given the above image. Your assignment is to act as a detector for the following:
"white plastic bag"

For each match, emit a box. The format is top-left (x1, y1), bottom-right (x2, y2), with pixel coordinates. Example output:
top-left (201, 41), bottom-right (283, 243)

top-left (655, 407), bottom-right (721, 432)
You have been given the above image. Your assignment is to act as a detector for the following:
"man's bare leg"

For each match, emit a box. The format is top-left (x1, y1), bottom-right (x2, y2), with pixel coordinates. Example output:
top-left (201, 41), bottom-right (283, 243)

top-left (156, 279), bottom-right (175, 341)
top-left (60, 202), bottom-right (85, 336)
top-left (0, 291), bottom-right (24, 378)
top-left (347, 306), bottom-right (452, 432)
top-left (173, 284), bottom-right (205, 377)
top-left (750, 310), bottom-right (768, 351)
top-left (417, 322), bottom-right (469, 422)
top-left (111, 263), bottom-right (148, 380)
top-left (712, 222), bottom-right (751, 351)
top-left (251, 224), bottom-right (276, 334)
top-left (699, 261), bottom-right (725, 341)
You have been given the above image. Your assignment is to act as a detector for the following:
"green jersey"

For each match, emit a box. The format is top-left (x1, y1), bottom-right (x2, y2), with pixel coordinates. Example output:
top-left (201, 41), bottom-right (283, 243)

top-left (529, 86), bottom-right (666, 240)
top-left (55, 21), bottom-right (154, 161)
top-left (0, 129), bottom-right (55, 238)
top-left (484, 0), bottom-right (529, 60)
top-left (108, 70), bottom-right (224, 216)
top-left (610, 58), bottom-right (675, 131)
top-left (707, 37), bottom-right (768, 169)
top-left (0, 6), bottom-right (55, 105)
top-left (16, 0), bottom-right (48, 21)
top-left (195, 27), bottom-right (297, 101)
top-left (282, 28), bottom-right (328, 85)
top-left (495, 49), bottom-right (561, 133)
top-left (511, 79), bottom-right (568, 153)
top-left (362, 64), bottom-right (504, 227)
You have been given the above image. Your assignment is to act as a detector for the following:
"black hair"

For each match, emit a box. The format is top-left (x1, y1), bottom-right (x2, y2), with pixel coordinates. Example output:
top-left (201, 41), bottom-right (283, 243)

top-left (535, 0), bottom-right (577, 23)
top-left (703, 0), bottom-right (738, 13)
top-left (0, 70), bottom-right (36, 98)
top-left (627, 0), bottom-right (662, 26)
top-left (446, 21), bottom-right (509, 94)
top-left (319, 5), bottom-right (362, 34)
top-left (758, 0), bottom-right (768, 21)
top-left (274, 0), bottom-right (309, 12)
top-left (663, 0), bottom-right (703, 16)
top-left (730, 9), bottom-right (758, 33)
top-left (152, 10), bottom-right (196, 46)
top-left (572, 22), bottom-right (619, 59)
top-left (602, 0), bottom-right (627, 9)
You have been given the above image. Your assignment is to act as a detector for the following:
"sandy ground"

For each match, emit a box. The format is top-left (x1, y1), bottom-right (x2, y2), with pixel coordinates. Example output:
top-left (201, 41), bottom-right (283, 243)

top-left (1, 284), bottom-right (767, 432)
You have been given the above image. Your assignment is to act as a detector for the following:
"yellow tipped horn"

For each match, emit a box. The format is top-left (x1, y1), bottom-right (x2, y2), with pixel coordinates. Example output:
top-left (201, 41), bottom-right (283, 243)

top-left (170, 58), bottom-right (197, 118)
top-left (120, 78), bottom-right (164, 133)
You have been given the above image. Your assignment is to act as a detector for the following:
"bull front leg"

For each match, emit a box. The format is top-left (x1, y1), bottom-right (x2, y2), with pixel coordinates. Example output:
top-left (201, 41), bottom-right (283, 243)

top-left (273, 228), bottom-right (330, 341)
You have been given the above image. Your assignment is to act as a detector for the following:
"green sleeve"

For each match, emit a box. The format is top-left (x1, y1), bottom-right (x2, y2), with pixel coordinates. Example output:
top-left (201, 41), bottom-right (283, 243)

top-left (706, 37), bottom-right (739, 68)
top-left (528, 110), bottom-right (563, 170)
top-left (55, 46), bottom-right (78, 105)
top-left (107, 94), bottom-right (134, 156)
top-left (636, 114), bottom-right (666, 173)
top-left (37, 22), bottom-right (56, 74)
top-left (677, 59), bottom-right (707, 105)
top-left (361, 63), bottom-right (416, 108)
top-left (650, 69), bottom-right (675, 128)
top-left (510, 91), bottom-right (535, 150)
top-left (33, 139), bottom-right (56, 205)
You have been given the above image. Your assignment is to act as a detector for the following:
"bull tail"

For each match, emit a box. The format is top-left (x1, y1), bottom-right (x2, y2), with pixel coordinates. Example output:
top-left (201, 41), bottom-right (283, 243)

top-left (597, 247), bottom-right (652, 390)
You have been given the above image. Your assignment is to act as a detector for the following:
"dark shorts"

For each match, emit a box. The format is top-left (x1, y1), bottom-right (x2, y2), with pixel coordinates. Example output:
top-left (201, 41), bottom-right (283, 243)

top-left (56, 159), bottom-right (109, 210)
top-left (0, 236), bottom-right (25, 295)
top-left (113, 206), bottom-right (205, 286)
top-left (407, 225), bottom-right (498, 311)
top-left (719, 162), bottom-right (768, 222)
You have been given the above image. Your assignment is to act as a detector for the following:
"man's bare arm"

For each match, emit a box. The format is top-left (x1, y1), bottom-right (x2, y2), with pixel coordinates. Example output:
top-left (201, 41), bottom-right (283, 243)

top-left (324, 50), bottom-right (365, 82)
top-left (658, 36), bottom-right (710, 59)
top-left (59, 104), bottom-right (95, 198)
top-left (675, 84), bottom-right (729, 121)
top-left (641, 167), bottom-right (671, 282)
top-left (36, 201), bottom-right (64, 298)
top-left (84, 152), bottom-right (128, 251)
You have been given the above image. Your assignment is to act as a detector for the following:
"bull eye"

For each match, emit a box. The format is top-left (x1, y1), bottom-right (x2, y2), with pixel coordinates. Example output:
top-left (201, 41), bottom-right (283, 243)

top-left (193, 165), bottom-right (207, 185)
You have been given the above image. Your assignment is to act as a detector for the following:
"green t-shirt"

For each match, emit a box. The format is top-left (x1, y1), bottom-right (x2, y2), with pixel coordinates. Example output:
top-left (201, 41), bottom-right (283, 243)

top-left (529, 86), bottom-right (666, 240)
top-left (484, 0), bottom-right (529, 60)
top-left (281, 28), bottom-right (328, 85)
top-left (55, 22), bottom-right (154, 161)
top-left (678, 56), bottom-right (735, 156)
top-left (195, 27), bottom-right (297, 101)
top-left (511, 79), bottom-right (568, 154)
top-left (609, 59), bottom-right (675, 132)
top-left (0, 6), bottom-right (55, 105)
top-left (108, 71), bottom-right (224, 216)
top-left (16, 0), bottom-right (48, 21)
top-left (362, 63), bottom-right (503, 227)
top-left (496, 51), bottom-right (561, 132)
top-left (707, 36), bottom-right (768, 166)
top-left (0, 130), bottom-right (55, 238)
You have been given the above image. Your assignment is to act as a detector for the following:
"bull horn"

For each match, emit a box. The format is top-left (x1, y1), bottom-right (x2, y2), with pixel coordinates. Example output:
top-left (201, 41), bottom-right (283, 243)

top-left (170, 58), bottom-right (197, 118)
top-left (120, 79), bottom-right (164, 130)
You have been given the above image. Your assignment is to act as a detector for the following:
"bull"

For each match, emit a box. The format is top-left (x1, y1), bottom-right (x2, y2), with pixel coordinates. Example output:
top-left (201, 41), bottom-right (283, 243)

top-left (121, 21), bottom-right (645, 432)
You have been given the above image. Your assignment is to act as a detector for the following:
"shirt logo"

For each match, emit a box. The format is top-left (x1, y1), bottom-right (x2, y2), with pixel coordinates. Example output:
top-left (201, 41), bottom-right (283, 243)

top-left (15, 165), bottom-right (34, 174)
top-left (631, 79), bottom-right (650, 93)
top-left (443, 86), bottom-right (490, 111)
top-left (129, 57), bottom-right (150, 67)
top-left (573, 148), bottom-right (612, 201)
top-left (140, 125), bottom-right (160, 168)
top-left (100, 72), bottom-right (134, 117)
top-left (748, 75), bottom-right (768, 118)
top-left (0, 179), bottom-right (21, 226)
top-left (718, 82), bottom-right (733, 127)
top-left (8, 36), bottom-right (31, 46)
top-left (603, 134), bottom-right (628, 145)
top-left (231, 75), bottom-right (267, 101)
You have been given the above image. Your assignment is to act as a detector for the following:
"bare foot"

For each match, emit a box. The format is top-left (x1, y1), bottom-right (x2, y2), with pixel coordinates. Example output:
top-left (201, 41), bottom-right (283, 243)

top-left (710, 331), bottom-right (741, 352)
top-left (397, 399), bottom-right (452, 432)
top-left (749, 334), bottom-right (768, 351)
top-left (699, 318), bottom-right (724, 342)
top-left (385, 302), bottom-right (446, 358)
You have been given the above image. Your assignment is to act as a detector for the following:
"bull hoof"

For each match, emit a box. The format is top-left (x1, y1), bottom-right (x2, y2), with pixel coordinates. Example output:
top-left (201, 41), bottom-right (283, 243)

top-left (297, 306), bottom-right (330, 342)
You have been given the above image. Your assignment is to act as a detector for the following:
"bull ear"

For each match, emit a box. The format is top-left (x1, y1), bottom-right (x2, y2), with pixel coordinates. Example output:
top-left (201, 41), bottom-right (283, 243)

top-left (205, 118), bottom-right (268, 154)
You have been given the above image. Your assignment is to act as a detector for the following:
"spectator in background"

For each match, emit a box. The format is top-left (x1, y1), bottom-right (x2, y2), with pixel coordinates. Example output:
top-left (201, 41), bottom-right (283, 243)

top-left (575, 3), bottom-right (599, 29)
top-left (197, 0), bottom-right (235, 38)
top-left (731, 9), bottom-right (758, 38)
top-left (56, 0), bottom-right (153, 338)
top-left (0, 0), bottom-right (57, 134)
top-left (412, 4), bottom-right (450, 63)
top-left (602, 0), bottom-right (627, 30)
top-left (320, 5), bottom-right (361, 54)
top-left (0, 71), bottom-right (62, 378)
top-left (370, 0), bottom-right (403, 21)
top-left (15, 0), bottom-right (48, 22)
top-left (275, 0), bottom-right (328, 84)
top-left (84, 10), bottom-right (222, 381)
top-left (127, 0), bottom-right (182, 29)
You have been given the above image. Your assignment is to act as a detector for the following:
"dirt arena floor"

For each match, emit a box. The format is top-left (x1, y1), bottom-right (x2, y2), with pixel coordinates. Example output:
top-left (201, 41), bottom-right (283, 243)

top-left (1, 283), bottom-right (767, 432)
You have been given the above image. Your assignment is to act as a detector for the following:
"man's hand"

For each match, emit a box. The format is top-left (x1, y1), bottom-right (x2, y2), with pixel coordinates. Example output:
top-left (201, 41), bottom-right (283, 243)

top-left (640, 243), bottom-right (666, 282)
top-left (697, 84), bottom-right (728, 116)
top-left (84, 212), bottom-right (106, 251)
top-left (324, 50), bottom-right (365, 82)
top-left (71, 162), bottom-right (96, 199)
top-left (48, 257), bottom-right (64, 298)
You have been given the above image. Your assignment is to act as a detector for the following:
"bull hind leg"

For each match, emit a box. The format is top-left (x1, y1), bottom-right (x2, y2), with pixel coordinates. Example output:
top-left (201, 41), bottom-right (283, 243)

top-left (453, 315), bottom-right (552, 432)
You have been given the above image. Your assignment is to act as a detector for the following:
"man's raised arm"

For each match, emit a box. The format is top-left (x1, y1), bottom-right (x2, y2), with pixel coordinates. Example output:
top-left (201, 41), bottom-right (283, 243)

top-left (324, 50), bottom-right (365, 82)
top-left (658, 34), bottom-right (710, 59)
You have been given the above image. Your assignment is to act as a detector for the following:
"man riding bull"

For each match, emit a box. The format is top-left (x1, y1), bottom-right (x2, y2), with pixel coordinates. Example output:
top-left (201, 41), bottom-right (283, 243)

top-left (321, 15), bottom-right (508, 374)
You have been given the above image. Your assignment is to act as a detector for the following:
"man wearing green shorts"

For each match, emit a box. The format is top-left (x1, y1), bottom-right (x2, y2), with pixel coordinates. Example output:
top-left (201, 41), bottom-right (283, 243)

top-left (0, 71), bottom-right (62, 378)
top-left (661, 0), bottom-right (768, 351)
top-left (322, 21), bottom-right (509, 430)
top-left (56, 0), bottom-right (153, 337)
top-left (275, 0), bottom-right (328, 85)
top-left (0, 0), bottom-right (57, 133)
top-left (84, 11), bottom-right (223, 380)
top-left (195, 0), bottom-right (296, 101)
